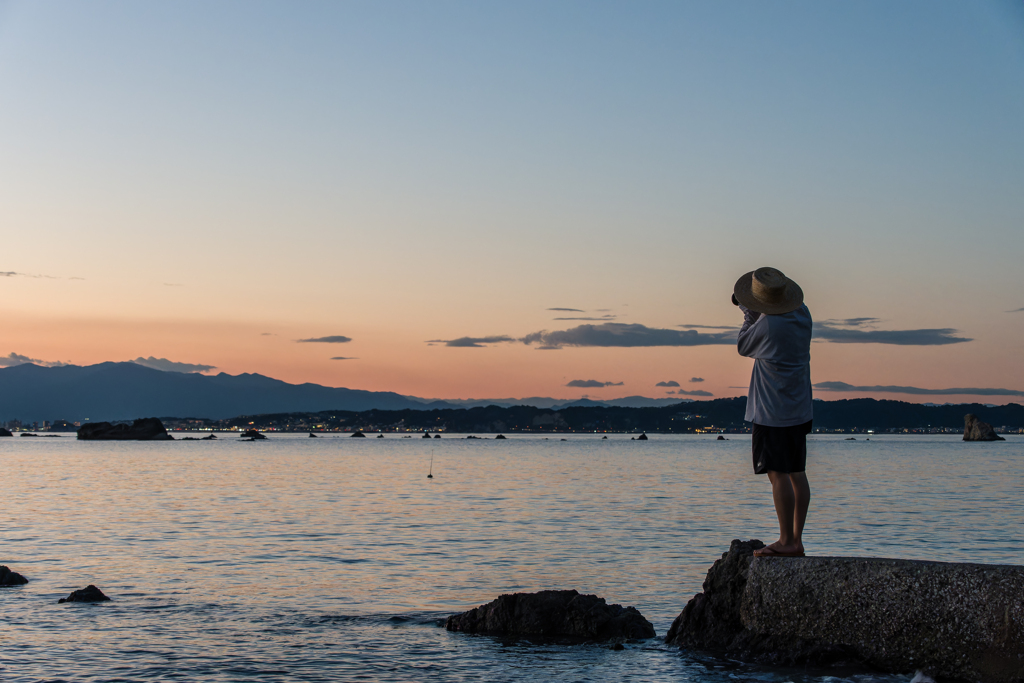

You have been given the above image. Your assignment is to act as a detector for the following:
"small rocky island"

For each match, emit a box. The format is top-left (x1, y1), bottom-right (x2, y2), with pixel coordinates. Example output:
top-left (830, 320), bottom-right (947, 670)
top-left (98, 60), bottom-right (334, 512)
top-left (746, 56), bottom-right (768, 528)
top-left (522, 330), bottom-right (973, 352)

top-left (667, 540), bottom-right (1024, 683)
top-left (77, 417), bottom-right (172, 440)
top-left (964, 414), bottom-right (1006, 441)
top-left (446, 589), bottom-right (655, 641)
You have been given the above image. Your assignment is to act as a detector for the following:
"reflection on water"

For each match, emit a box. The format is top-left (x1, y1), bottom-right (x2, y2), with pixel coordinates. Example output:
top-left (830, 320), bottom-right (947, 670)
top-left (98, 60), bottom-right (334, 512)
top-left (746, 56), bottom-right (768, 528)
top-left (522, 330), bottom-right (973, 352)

top-left (1, 434), bottom-right (1021, 681)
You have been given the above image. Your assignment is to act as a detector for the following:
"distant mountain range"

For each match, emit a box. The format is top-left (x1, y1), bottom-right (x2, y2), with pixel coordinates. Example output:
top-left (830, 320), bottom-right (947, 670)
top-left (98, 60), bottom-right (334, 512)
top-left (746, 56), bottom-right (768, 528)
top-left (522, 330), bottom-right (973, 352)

top-left (0, 362), bottom-right (691, 422)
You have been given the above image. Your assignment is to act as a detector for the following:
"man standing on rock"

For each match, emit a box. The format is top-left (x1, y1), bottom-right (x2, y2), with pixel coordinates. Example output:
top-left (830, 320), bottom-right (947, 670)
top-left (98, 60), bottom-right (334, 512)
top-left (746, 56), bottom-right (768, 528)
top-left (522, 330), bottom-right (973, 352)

top-left (734, 267), bottom-right (813, 557)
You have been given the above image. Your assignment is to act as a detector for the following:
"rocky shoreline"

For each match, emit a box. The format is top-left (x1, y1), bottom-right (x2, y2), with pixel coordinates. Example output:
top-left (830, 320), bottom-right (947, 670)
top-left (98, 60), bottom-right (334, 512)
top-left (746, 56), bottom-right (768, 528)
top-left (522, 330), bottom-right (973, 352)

top-left (666, 540), bottom-right (1024, 683)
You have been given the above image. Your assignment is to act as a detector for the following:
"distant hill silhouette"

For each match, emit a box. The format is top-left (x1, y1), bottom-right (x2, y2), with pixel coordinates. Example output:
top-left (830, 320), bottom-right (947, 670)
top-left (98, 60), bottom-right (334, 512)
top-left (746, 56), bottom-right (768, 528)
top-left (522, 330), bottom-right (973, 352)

top-left (0, 362), bottom-right (692, 423)
top-left (0, 362), bottom-right (454, 422)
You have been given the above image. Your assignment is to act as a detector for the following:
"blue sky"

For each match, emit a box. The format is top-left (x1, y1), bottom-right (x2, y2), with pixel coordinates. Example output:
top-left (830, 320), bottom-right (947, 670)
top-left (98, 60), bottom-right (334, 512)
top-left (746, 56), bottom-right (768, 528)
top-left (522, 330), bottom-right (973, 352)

top-left (1, 1), bottom-right (1022, 400)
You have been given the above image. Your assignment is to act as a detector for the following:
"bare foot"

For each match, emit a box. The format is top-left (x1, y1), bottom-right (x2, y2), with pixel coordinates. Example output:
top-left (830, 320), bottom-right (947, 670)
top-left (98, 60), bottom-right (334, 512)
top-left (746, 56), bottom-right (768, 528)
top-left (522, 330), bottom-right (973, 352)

top-left (754, 541), bottom-right (805, 557)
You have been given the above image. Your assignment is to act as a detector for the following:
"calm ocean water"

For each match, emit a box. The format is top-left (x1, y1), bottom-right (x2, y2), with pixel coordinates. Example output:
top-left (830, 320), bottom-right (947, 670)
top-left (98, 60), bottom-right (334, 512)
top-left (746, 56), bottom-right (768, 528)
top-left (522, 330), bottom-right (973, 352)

top-left (2, 433), bottom-right (1022, 682)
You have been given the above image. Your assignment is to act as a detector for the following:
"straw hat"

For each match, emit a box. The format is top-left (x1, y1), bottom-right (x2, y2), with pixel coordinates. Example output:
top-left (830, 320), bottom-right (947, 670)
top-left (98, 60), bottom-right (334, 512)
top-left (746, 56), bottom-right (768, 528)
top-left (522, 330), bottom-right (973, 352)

top-left (733, 267), bottom-right (804, 315)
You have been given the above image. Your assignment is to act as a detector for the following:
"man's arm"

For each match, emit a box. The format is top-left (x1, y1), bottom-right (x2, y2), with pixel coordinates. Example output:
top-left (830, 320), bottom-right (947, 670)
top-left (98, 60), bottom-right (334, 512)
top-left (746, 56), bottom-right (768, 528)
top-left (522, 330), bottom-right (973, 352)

top-left (737, 305), bottom-right (768, 358)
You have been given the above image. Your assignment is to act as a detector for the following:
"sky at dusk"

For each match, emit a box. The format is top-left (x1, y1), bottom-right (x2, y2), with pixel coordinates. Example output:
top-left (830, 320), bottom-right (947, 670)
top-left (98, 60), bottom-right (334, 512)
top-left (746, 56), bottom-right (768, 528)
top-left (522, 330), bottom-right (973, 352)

top-left (1, 1), bottom-right (1023, 403)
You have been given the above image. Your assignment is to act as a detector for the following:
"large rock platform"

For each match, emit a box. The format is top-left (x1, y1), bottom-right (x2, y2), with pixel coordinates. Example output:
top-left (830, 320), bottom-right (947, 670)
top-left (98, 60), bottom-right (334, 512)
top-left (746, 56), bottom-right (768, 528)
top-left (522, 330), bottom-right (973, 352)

top-left (667, 540), bottom-right (1024, 683)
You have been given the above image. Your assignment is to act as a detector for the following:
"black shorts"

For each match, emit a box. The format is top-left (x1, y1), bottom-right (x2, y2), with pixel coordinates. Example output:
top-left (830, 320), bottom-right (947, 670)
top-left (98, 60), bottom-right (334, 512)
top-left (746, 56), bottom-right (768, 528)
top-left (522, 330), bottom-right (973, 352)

top-left (752, 420), bottom-right (812, 475)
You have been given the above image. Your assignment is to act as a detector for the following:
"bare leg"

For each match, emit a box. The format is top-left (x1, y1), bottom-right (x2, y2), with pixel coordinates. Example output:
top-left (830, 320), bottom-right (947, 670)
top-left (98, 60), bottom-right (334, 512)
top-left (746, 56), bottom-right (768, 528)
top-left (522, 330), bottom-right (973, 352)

top-left (790, 471), bottom-right (810, 545)
top-left (758, 471), bottom-right (810, 555)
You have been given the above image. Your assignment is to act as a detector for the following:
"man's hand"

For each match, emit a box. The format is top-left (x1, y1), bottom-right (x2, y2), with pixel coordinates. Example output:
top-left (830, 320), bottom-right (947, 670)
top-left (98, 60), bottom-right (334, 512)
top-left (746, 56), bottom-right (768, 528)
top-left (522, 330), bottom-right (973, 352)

top-left (738, 303), bottom-right (762, 326)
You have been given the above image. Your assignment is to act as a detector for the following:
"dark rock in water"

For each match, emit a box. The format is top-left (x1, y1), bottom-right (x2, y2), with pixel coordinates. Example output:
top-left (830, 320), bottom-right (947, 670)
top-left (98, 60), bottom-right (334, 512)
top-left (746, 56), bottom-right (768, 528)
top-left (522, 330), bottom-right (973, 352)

top-left (446, 589), bottom-right (656, 641)
top-left (667, 539), bottom-right (1024, 682)
top-left (309, 432), bottom-right (318, 438)
top-left (0, 427), bottom-right (12, 437)
top-left (494, 434), bottom-right (507, 440)
top-left (422, 432), bottom-right (432, 438)
top-left (602, 436), bottom-right (608, 439)
top-left (964, 414), bottom-right (1005, 441)
top-left (350, 431), bottom-right (366, 438)
top-left (845, 437), bottom-right (856, 440)
top-left (716, 435), bottom-right (725, 440)
top-left (241, 429), bottom-right (266, 440)
top-left (58, 585), bottom-right (110, 603)
top-left (20, 432), bottom-right (39, 437)
top-left (202, 434), bottom-right (217, 440)
top-left (666, 539), bottom-right (764, 651)
top-left (434, 434), bottom-right (441, 439)
top-left (0, 565), bottom-right (28, 586)
top-left (466, 435), bottom-right (480, 439)
top-left (637, 433), bottom-right (648, 441)
top-left (376, 434), bottom-right (384, 438)
top-left (78, 418), bottom-right (173, 441)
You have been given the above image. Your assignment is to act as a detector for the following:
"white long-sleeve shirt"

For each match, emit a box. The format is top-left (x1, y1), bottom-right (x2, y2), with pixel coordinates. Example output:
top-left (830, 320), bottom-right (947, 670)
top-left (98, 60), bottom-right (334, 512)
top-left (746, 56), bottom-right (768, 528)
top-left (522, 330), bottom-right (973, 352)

top-left (737, 304), bottom-right (813, 427)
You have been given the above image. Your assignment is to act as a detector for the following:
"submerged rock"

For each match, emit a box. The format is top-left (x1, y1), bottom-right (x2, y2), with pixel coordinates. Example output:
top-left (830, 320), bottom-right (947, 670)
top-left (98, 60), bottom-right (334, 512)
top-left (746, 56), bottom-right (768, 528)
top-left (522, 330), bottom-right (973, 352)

top-left (666, 539), bottom-right (1024, 682)
top-left (446, 589), bottom-right (655, 641)
top-left (78, 418), bottom-right (173, 441)
top-left (58, 585), bottom-right (110, 603)
top-left (964, 414), bottom-right (1005, 441)
top-left (0, 565), bottom-right (28, 586)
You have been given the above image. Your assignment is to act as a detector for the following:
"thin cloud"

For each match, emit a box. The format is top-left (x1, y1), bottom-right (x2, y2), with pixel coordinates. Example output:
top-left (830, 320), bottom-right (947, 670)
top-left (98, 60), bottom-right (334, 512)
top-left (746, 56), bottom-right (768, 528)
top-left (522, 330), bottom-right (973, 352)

top-left (132, 356), bottom-right (215, 374)
top-left (813, 322), bottom-right (970, 345)
top-left (814, 381), bottom-right (1024, 397)
top-left (429, 335), bottom-right (515, 348)
top-left (824, 317), bottom-right (881, 327)
top-left (553, 316), bottom-right (618, 321)
top-left (690, 377), bottom-right (705, 383)
top-left (521, 323), bottom-right (735, 349)
top-left (1009, 308), bottom-right (1024, 313)
top-left (656, 380), bottom-right (680, 387)
top-left (678, 324), bottom-right (739, 330)
top-left (0, 352), bottom-right (68, 368)
top-left (547, 307), bottom-right (585, 312)
top-left (163, 282), bottom-right (184, 287)
top-left (567, 379), bottom-right (624, 388)
top-left (670, 388), bottom-right (713, 397)
top-left (297, 335), bottom-right (352, 344)
top-left (0, 271), bottom-right (70, 280)
top-left (330, 356), bottom-right (358, 361)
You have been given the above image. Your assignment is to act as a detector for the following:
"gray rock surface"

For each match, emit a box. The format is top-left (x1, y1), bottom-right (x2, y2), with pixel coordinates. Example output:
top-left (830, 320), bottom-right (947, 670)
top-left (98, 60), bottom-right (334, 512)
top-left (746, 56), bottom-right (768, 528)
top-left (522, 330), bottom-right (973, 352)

top-left (667, 540), bottom-right (1024, 683)
top-left (58, 585), bottom-right (110, 603)
top-left (964, 414), bottom-right (1005, 441)
top-left (77, 418), bottom-right (172, 440)
top-left (0, 565), bottom-right (28, 585)
top-left (446, 589), bottom-right (656, 641)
